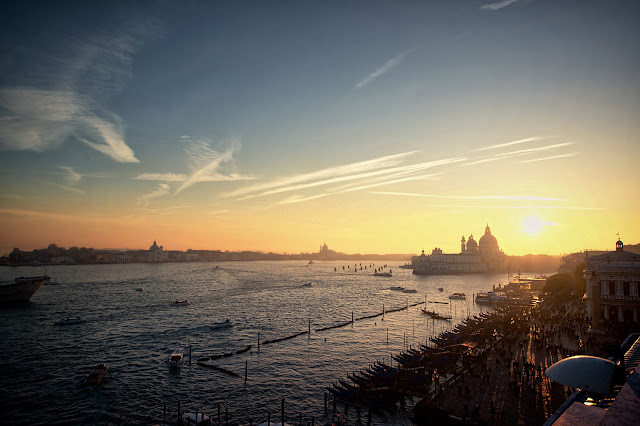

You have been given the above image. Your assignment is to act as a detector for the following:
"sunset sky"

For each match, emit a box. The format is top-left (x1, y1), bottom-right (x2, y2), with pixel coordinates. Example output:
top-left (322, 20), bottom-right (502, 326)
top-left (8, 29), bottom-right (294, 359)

top-left (1, 1), bottom-right (639, 257)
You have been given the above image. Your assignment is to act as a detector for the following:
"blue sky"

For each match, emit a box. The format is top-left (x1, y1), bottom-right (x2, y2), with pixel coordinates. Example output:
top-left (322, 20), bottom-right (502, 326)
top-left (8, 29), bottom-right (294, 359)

top-left (1, 0), bottom-right (639, 255)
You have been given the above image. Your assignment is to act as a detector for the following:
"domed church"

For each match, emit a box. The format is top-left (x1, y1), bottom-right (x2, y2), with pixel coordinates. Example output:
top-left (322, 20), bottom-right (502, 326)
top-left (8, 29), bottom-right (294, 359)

top-left (412, 224), bottom-right (507, 275)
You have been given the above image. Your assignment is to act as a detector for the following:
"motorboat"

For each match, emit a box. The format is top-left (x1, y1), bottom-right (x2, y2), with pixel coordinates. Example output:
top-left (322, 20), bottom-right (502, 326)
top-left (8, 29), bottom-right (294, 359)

top-left (173, 300), bottom-right (191, 305)
top-left (209, 319), bottom-right (232, 330)
top-left (437, 287), bottom-right (443, 292)
top-left (85, 363), bottom-right (109, 386)
top-left (168, 349), bottom-right (183, 368)
top-left (300, 282), bottom-right (313, 287)
top-left (449, 292), bottom-right (467, 300)
top-left (135, 287), bottom-right (144, 291)
top-left (54, 317), bottom-right (87, 325)
top-left (402, 289), bottom-right (417, 293)
top-left (389, 286), bottom-right (405, 291)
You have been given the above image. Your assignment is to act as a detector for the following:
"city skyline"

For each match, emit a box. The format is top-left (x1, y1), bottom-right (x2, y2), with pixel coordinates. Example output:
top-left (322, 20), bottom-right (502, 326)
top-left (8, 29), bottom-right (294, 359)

top-left (1, 1), bottom-right (639, 257)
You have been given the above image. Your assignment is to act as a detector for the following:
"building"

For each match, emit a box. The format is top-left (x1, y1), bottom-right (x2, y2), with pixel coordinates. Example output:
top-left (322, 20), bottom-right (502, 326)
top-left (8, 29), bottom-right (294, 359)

top-left (147, 240), bottom-right (169, 262)
top-left (412, 224), bottom-right (507, 274)
top-left (585, 239), bottom-right (640, 328)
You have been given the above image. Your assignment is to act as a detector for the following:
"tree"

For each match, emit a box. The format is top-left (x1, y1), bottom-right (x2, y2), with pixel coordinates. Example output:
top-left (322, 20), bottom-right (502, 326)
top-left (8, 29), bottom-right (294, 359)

top-left (542, 273), bottom-right (576, 297)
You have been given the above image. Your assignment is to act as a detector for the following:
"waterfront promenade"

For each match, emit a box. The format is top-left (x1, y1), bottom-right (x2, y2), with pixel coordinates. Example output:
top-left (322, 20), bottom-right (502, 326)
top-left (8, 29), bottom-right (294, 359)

top-left (414, 298), bottom-right (616, 425)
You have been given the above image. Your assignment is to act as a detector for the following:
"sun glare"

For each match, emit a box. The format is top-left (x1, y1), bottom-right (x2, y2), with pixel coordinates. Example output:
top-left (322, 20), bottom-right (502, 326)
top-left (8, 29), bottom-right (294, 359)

top-left (523, 215), bottom-right (543, 236)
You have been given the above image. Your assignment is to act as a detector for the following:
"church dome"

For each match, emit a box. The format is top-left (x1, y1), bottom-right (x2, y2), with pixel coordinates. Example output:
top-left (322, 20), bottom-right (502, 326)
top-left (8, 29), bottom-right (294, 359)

top-left (467, 234), bottom-right (478, 249)
top-left (479, 225), bottom-right (499, 252)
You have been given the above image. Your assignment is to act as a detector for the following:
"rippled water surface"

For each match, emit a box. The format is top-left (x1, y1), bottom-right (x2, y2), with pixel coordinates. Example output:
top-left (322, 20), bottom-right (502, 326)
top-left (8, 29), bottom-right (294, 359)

top-left (0, 261), bottom-right (546, 425)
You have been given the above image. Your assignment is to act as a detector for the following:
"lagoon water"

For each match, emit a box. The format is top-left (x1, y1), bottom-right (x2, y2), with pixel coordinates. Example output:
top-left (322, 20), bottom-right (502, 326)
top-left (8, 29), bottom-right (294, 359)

top-left (0, 261), bottom-right (546, 425)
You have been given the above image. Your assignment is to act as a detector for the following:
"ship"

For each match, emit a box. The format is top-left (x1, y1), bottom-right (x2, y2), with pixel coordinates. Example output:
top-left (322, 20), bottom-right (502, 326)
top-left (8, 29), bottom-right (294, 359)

top-left (0, 275), bottom-right (50, 303)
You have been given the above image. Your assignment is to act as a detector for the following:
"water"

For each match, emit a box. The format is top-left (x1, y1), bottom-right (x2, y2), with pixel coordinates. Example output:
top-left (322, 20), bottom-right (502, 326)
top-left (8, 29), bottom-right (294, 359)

top-left (0, 261), bottom-right (545, 425)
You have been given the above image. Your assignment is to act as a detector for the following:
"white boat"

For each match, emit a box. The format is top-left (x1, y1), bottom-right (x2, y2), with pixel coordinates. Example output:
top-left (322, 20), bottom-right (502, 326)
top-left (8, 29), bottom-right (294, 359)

top-left (449, 292), bottom-right (467, 300)
top-left (54, 316), bottom-right (87, 325)
top-left (168, 349), bottom-right (183, 367)
top-left (389, 286), bottom-right (405, 291)
top-left (209, 319), bottom-right (232, 330)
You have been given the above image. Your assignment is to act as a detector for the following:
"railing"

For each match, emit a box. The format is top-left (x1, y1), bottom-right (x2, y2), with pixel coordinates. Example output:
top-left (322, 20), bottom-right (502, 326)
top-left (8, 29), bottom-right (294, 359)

top-left (600, 295), bottom-right (640, 301)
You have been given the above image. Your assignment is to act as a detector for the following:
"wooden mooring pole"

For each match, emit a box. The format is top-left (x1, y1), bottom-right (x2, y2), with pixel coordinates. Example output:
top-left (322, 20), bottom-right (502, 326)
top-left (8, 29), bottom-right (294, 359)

top-left (189, 345), bottom-right (192, 365)
top-left (281, 398), bottom-right (285, 426)
top-left (244, 360), bottom-right (248, 383)
top-left (258, 332), bottom-right (260, 351)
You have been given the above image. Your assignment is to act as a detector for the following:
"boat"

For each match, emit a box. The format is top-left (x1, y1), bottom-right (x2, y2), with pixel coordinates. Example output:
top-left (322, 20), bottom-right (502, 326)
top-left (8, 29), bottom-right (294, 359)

top-left (182, 412), bottom-right (213, 426)
top-left (209, 319), bottom-right (232, 330)
top-left (85, 363), bottom-right (109, 386)
top-left (0, 275), bottom-right (50, 303)
top-left (449, 292), bottom-right (467, 300)
top-left (54, 317), bottom-right (87, 325)
top-left (300, 282), bottom-right (313, 287)
top-left (168, 349), bottom-right (183, 367)
top-left (402, 289), bottom-right (418, 293)
top-left (437, 287), bottom-right (443, 292)
top-left (389, 286), bottom-right (405, 291)
top-left (173, 300), bottom-right (191, 305)
top-left (374, 271), bottom-right (392, 277)
top-left (475, 293), bottom-right (491, 304)
top-left (308, 260), bottom-right (314, 265)
top-left (421, 308), bottom-right (452, 320)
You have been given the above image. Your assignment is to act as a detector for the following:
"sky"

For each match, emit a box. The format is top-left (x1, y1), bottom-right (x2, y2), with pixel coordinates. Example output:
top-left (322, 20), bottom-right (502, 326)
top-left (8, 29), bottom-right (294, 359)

top-left (1, 0), bottom-right (639, 257)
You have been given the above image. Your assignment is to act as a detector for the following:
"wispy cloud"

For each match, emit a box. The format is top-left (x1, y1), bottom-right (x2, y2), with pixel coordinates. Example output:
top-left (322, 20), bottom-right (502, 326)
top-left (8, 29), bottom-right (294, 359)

top-left (137, 183), bottom-right (171, 207)
top-left (462, 142), bottom-right (573, 166)
top-left (175, 136), bottom-right (252, 194)
top-left (57, 166), bottom-right (82, 186)
top-left (473, 136), bottom-right (551, 152)
top-left (135, 173), bottom-right (188, 182)
top-left (275, 194), bottom-right (331, 205)
top-left (518, 153), bottom-right (578, 163)
top-left (481, 0), bottom-right (523, 11)
top-left (335, 174), bottom-right (442, 193)
top-left (53, 183), bottom-right (85, 195)
top-left (371, 192), bottom-right (567, 201)
top-left (223, 151), bottom-right (418, 199)
top-left (205, 209), bottom-right (230, 215)
top-left (0, 21), bottom-right (161, 162)
top-left (355, 49), bottom-right (413, 89)
top-left (239, 157), bottom-right (462, 200)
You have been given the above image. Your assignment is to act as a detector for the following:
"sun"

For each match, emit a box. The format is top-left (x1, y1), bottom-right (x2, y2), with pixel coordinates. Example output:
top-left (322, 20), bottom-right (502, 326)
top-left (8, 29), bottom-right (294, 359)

top-left (523, 215), bottom-right (543, 236)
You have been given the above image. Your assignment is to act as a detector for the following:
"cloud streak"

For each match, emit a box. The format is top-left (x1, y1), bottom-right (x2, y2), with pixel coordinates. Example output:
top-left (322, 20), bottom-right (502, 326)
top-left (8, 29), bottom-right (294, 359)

top-left (473, 136), bottom-right (551, 152)
top-left (57, 166), bottom-right (82, 186)
top-left (371, 192), bottom-right (567, 201)
top-left (518, 153), bottom-right (578, 163)
top-left (355, 50), bottom-right (412, 89)
top-left (481, 0), bottom-right (522, 10)
top-left (137, 183), bottom-right (171, 207)
top-left (223, 151), bottom-right (418, 199)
